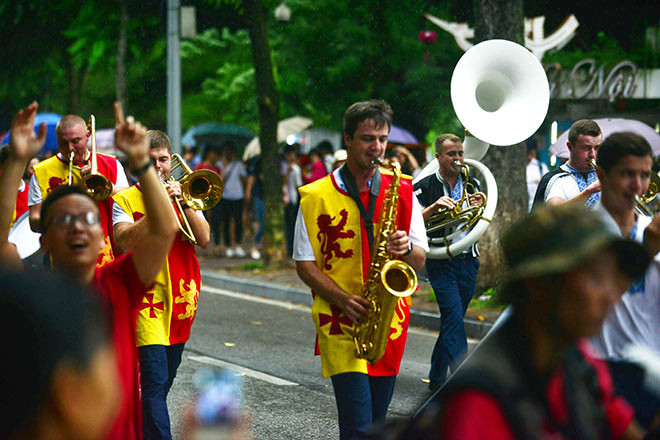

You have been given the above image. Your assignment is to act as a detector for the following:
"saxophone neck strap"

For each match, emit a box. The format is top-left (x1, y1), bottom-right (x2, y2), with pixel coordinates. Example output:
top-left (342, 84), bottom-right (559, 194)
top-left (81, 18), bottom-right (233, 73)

top-left (339, 165), bottom-right (381, 252)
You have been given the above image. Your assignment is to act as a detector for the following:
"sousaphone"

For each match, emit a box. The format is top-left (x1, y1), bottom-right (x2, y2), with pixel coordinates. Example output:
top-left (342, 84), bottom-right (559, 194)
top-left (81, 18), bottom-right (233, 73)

top-left (415, 39), bottom-right (550, 259)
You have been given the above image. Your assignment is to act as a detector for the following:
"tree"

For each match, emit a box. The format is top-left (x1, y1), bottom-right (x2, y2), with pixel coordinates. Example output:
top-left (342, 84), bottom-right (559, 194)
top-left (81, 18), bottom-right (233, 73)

top-left (473, 0), bottom-right (527, 292)
top-left (243, 0), bottom-right (283, 264)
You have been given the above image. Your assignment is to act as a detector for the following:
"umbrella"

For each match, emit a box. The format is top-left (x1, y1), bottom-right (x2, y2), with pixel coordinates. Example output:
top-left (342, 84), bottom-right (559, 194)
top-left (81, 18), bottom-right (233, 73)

top-left (388, 125), bottom-right (419, 144)
top-left (550, 118), bottom-right (660, 158)
top-left (181, 123), bottom-right (255, 150)
top-left (243, 116), bottom-right (313, 161)
top-left (2, 113), bottom-right (62, 153)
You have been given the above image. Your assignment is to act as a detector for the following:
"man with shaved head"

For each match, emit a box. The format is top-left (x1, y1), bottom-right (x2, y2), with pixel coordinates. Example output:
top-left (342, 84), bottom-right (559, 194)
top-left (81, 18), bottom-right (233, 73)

top-left (27, 114), bottom-right (129, 266)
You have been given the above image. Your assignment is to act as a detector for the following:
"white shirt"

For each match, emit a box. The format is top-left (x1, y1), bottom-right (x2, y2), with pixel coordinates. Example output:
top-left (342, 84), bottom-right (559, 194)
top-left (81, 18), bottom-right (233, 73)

top-left (27, 152), bottom-right (129, 206)
top-left (220, 160), bottom-right (246, 201)
top-left (293, 168), bottom-right (429, 261)
top-left (526, 158), bottom-right (548, 211)
top-left (590, 203), bottom-right (660, 359)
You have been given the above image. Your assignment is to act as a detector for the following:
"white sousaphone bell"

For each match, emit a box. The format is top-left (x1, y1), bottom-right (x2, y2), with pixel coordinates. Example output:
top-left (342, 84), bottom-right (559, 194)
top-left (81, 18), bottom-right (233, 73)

top-left (414, 39), bottom-right (550, 259)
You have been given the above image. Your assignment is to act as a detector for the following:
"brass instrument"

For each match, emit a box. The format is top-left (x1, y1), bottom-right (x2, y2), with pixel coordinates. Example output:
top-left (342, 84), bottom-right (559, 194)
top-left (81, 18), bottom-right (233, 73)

top-left (353, 159), bottom-right (418, 363)
top-left (425, 161), bottom-right (488, 240)
top-left (80, 115), bottom-right (113, 201)
top-left (635, 171), bottom-right (660, 217)
top-left (67, 151), bottom-right (74, 185)
top-left (166, 154), bottom-right (223, 244)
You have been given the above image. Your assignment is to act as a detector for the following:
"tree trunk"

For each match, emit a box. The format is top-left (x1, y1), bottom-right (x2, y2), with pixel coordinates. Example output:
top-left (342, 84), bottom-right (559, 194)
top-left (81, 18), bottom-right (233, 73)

top-left (116, 0), bottom-right (128, 108)
top-left (243, 0), bottom-right (283, 266)
top-left (473, 0), bottom-right (527, 293)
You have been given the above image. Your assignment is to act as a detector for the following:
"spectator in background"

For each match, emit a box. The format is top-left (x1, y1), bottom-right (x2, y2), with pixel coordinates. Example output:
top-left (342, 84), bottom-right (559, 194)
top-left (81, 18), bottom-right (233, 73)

top-left (195, 147), bottom-right (223, 255)
top-left (219, 143), bottom-right (246, 258)
top-left (317, 140), bottom-right (335, 173)
top-left (333, 149), bottom-right (347, 170)
top-left (245, 154), bottom-right (264, 260)
top-left (183, 145), bottom-right (200, 169)
top-left (526, 142), bottom-right (548, 211)
top-left (281, 143), bottom-right (303, 257)
top-left (303, 147), bottom-right (328, 184)
top-left (393, 145), bottom-right (422, 178)
top-left (24, 156), bottom-right (39, 180)
top-left (0, 271), bottom-right (120, 440)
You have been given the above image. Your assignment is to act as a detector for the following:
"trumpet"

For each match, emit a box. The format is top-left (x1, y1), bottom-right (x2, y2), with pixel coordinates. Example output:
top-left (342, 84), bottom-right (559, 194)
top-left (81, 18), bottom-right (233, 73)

top-left (80, 115), bottom-right (113, 201)
top-left (166, 154), bottom-right (223, 244)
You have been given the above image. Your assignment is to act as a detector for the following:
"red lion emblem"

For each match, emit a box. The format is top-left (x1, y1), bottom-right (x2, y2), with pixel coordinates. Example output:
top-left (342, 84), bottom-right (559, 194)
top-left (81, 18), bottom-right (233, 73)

top-left (47, 176), bottom-right (66, 194)
top-left (316, 209), bottom-right (355, 270)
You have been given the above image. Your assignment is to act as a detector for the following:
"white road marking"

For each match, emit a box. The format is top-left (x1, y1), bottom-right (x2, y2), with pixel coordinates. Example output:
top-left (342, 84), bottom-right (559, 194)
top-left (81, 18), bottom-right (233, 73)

top-left (202, 286), bottom-right (310, 312)
top-left (188, 355), bottom-right (299, 386)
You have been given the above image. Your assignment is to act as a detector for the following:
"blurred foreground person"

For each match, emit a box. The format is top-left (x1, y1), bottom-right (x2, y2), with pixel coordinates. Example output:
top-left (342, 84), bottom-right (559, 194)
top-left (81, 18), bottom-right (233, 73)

top-left (404, 205), bottom-right (651, 440)
top-left (0, 271), bottom-right (119, 440)
top-left (0, 102), bottom-right (178, 439)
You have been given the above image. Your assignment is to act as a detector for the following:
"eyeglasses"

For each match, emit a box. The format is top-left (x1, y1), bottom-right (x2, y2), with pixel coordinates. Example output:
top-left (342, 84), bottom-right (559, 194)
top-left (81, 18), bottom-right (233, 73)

top-left (47, 211), bottom-right (99, 230)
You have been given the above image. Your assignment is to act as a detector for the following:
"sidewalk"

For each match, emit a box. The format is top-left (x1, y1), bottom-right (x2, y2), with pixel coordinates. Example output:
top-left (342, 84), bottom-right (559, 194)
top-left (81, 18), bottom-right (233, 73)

top-left (198, 253), bottom-right (497, 340)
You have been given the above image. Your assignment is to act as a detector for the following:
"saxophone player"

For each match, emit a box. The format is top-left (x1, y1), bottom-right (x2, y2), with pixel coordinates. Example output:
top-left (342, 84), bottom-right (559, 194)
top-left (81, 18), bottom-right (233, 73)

top-left (293, 99), bottom-right (428, 439)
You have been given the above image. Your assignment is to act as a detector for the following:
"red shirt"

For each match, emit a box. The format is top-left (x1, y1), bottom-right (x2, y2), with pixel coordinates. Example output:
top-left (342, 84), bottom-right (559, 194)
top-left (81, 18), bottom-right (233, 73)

top-left (441, 340), bottom-right (634, 440)
top-left (93, 252), bottom-right (147, 440)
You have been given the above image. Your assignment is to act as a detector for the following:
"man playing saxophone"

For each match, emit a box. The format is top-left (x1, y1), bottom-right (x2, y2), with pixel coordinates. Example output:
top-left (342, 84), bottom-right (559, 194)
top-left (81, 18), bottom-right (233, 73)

top-left (293, 99), bottom-right (427, 439)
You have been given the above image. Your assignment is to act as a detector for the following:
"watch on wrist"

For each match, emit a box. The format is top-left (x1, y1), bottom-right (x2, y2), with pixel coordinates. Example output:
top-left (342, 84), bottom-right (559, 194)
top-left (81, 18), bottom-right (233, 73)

top-left (402, 241), bottom-right (413, 257)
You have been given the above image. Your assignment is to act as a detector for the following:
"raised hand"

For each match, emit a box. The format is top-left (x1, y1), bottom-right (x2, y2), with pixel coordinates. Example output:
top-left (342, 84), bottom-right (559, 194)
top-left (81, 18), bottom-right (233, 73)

top-left (9, 101), bottom-right (47, 161)
top-left (113, 102), bottom-right (149, 168)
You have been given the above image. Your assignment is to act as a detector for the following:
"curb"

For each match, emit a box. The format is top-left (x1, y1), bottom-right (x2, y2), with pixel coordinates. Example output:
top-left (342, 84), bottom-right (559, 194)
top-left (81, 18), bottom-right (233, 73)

top-left (201, 271), bottom-right (493, 339)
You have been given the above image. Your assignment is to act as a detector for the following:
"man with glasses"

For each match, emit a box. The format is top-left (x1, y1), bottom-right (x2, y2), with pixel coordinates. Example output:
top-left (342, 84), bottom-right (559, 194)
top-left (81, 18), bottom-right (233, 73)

top-left (0, 101), bottom-right (178, 440)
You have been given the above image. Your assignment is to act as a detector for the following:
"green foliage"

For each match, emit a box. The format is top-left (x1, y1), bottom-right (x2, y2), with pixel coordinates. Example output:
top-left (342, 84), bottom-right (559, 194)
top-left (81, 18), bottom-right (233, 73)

top-left (544, 31), bottom-right (658, 69)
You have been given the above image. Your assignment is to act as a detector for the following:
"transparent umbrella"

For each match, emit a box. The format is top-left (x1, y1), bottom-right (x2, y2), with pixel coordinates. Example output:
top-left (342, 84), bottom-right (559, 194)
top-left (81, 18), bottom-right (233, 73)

top-left (550, 118), bottom-right (660, 159)
top-left (243, 116), bottom-right (313, 161)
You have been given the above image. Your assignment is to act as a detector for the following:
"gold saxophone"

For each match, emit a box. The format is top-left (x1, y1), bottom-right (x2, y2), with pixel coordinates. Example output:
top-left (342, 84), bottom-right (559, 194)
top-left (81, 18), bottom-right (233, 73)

top-left (353, 159), bottom-right (418, 363)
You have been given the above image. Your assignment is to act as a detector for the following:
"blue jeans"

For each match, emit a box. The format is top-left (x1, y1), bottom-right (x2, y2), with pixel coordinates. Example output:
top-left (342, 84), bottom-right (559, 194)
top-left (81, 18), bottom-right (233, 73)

top-left (427, 256), bottom-right (479, 384)
top-left (252, 197), bottom-right (265, 244)
top-left (331, 373), bottom-right (396, 440)
top-left (139, 343), bottom-right (186, 440)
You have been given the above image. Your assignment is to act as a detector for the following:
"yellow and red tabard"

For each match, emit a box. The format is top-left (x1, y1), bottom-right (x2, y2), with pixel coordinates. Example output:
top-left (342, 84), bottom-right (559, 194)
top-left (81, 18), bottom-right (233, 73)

top-left (9, 180), bottom-right (28, 229)
top-left (299, 170), bottom-right (414, 378)
top-left (112, 185), bottom-right (201, 346)
top-left (33, 153), bottom-right (119, 267)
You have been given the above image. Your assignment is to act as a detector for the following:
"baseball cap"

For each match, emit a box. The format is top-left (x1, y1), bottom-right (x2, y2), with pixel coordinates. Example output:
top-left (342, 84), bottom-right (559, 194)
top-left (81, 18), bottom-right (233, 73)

top-left (333, 149), bottom-right (347, 163)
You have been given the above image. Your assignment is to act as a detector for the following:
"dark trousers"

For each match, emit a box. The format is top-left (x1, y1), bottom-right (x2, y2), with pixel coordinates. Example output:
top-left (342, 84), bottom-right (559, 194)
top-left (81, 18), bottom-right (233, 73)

top-left (208, 204), bottom-right (222, 246)
top-left (284, 202), bottom-right (299, 257)
top-left (427, 255), bottom-right (479, 384)
top-left (219, 199), bottom-right (244, 246)
top-left (330, 372), bottom-right (396, 440)
top-left (139, 343), bottom-right (186, 440)
top-left (607, 359), bottom-right (660, 429)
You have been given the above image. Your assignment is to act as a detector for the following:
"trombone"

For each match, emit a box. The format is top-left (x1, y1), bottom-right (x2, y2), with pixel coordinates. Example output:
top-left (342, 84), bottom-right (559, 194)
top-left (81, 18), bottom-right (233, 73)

top-left (78, 115), bottom-right (113, 201)
top-left (165, 154), bottom-right (223, 244)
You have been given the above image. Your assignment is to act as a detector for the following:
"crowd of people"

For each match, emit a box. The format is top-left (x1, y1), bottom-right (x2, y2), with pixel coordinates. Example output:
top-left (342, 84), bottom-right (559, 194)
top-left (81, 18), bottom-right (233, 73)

top-left (2, 98), bottom-right (660, 440)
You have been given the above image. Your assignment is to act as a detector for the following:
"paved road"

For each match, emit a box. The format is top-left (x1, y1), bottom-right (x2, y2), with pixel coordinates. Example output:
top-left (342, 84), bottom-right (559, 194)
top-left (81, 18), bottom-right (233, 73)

top-left (167, 285), bottom-right (477, 439)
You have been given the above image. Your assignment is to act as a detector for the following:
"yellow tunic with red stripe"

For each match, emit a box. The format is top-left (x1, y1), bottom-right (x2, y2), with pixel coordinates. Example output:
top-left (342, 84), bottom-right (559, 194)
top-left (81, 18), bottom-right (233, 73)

top-left (9, 181), bottom-right (28, 229)
top-left (112, 185), bottom-right (201, 346)
top-left (299, 169), bottom-right (414, 378)
top-left (33, 153), bottom-right (118, 267)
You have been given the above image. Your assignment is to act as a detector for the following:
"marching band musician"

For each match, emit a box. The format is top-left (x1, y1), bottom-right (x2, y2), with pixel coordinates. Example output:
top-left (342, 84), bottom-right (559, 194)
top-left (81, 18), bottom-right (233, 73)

top-left (27, 113), bottom-right (130, 266)
top-left (589, 132), bottom-right (660, 429)
top-left (413, 133), bottom-right (483, 392)
top-left (293, 99), bottom-right (427, 439)
top-left (532, 119), bottom-right (602, 210)
top-left (0, 144), bottom-right (29, 229)
top-left (0, 101), bottom-right (178, 439)
top-left (112, 130), bottom-right (210, 440)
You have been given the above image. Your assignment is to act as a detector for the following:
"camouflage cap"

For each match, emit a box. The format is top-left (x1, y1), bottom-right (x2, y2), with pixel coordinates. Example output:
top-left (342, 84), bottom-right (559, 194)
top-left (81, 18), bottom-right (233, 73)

top-left (502, 204), bottom-right (649, 283)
